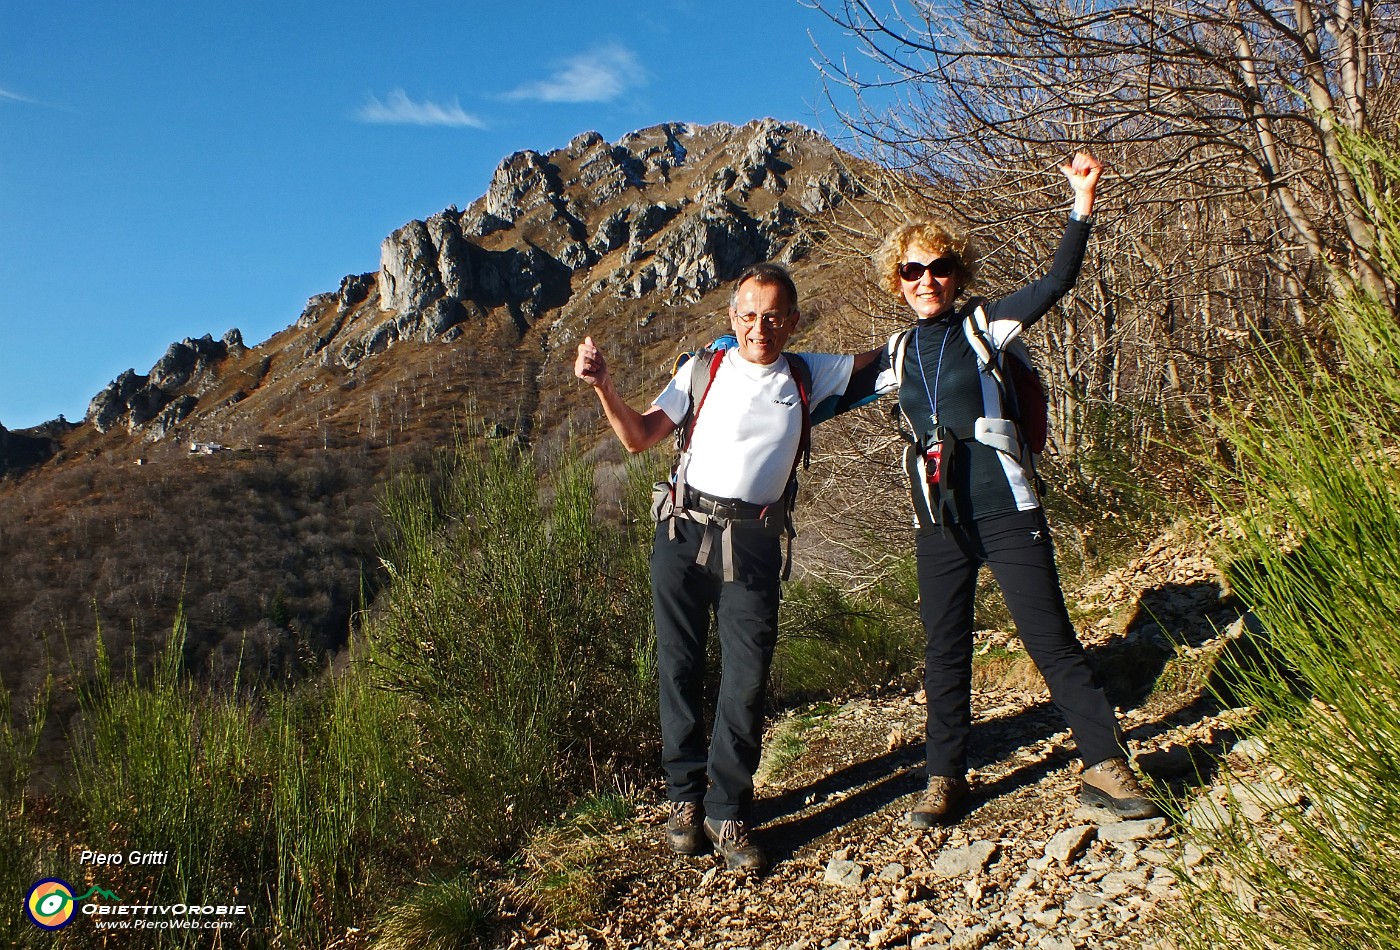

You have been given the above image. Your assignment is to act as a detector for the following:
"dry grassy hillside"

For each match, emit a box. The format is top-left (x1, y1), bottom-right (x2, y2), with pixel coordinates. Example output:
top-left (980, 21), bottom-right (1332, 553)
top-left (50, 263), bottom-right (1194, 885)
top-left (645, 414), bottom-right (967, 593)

top-left (0, 119), bottom-right (887, 717)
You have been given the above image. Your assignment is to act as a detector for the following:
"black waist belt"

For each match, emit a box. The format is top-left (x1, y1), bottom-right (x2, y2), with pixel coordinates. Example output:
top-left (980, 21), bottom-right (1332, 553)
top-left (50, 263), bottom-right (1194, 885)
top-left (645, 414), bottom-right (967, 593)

top-left (663, 487), bottom-right (786, 582)
top-left (683, 488), bottom-right (767, 520)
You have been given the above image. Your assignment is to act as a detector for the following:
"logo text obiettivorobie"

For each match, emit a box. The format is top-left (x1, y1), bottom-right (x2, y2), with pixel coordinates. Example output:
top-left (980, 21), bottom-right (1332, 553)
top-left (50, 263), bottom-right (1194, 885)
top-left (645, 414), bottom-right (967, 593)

top-left (25, 859), bottom-right (251, 934)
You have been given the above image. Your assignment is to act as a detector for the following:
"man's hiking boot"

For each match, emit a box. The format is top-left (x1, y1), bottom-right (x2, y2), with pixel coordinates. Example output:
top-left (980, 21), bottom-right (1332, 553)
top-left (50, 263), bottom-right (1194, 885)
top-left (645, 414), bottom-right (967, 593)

top-left (1080, 758), bottom-right (1161, 820)
top-left (666, 801), bottom-right (706, 855)
top-left (909, 775), bottom-right (970, 828)
top-left (703, 817), bottom-right (765, 873)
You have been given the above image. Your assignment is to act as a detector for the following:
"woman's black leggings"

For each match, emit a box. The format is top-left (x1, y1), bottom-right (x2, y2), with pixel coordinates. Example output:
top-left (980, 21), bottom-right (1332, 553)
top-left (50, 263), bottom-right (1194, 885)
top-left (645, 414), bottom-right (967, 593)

top-left (915, 509), bottom-right (1126, 776)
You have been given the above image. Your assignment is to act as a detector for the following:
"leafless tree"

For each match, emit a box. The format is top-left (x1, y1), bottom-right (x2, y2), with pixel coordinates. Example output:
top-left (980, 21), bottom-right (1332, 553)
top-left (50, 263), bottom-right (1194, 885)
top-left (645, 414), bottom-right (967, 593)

top-left (806, 0), bottom-right (1398, 455)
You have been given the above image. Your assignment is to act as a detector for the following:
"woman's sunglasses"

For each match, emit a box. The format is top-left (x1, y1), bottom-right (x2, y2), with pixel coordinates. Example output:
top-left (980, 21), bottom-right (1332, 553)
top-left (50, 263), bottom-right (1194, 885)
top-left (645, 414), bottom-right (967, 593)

top-left (898, 257), bottom-right (959, 282)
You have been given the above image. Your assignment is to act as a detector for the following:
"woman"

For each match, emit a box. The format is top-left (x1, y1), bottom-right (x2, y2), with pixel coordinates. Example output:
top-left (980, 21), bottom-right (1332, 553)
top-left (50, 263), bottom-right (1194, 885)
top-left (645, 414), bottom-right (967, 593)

top-left (862, 152), bottom-right (1158, 826)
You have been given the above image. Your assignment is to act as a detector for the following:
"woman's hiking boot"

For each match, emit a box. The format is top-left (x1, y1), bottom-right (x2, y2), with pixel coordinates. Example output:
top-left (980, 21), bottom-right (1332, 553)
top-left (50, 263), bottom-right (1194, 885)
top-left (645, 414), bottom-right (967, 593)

top-left (703, 817), bottom-right (765, 873)
top-left (1080, 758), bottom-right (1161, 820)
top-left (666, 801), bottom-right (706, 855)
top-left (908, 775), bottom-right (970, 828)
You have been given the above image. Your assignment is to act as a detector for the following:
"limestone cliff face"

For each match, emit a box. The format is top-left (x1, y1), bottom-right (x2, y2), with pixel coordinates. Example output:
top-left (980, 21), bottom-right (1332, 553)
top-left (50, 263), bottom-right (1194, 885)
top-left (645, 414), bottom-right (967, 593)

top-left (353, 118), bottom-right (859, 368)
top-left (87, 330), bottom-right (245, 437)
top-left (82, 118), bottom-right (862, 436)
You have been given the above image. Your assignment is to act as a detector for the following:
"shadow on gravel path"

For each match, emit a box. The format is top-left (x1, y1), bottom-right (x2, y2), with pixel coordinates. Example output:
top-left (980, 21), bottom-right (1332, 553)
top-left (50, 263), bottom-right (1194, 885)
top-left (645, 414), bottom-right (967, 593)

top-left (757, 745), bottom-right (923, 862)
top-left (755, 700), bottom-right (1081, 863)
top-left (751, 574), bottom-right (1246, 869)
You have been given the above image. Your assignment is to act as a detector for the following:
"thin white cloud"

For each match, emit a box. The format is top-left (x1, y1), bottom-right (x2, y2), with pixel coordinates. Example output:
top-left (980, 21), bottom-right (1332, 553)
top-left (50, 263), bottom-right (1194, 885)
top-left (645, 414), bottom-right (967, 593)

top-left (357, 89), bottom-right (485, 128)
top-left (0, 87), bottom-right (36, 104)
top-left (504, 44), bottom-right (647, 104)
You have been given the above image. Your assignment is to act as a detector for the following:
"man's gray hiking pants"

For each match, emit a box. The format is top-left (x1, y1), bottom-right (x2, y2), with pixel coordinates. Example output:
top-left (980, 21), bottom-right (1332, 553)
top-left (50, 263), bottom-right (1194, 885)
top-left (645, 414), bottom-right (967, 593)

top-left (651, 517), bottom-right (782, 823)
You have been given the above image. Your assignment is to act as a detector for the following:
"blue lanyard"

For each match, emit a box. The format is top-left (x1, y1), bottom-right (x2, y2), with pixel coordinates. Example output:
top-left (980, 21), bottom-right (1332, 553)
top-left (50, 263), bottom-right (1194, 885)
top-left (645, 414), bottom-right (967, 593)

top-left (914, 322), bottom-right (954, 428)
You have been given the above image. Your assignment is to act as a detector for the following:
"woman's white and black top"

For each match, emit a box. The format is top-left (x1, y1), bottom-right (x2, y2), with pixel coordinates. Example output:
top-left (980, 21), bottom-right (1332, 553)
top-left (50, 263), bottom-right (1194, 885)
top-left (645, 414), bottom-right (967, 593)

top-left (850, 214), bottom-right (1093, 527)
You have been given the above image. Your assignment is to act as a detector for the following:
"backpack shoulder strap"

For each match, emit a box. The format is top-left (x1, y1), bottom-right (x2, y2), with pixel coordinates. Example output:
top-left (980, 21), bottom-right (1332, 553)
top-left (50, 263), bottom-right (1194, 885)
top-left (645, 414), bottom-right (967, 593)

top-left (678, 348), bottom-right (725, 452)
top-left (783, 353), bottom-right (813, 471)
top-left (962, 300), bottom-right (1048, 463)
top-left (890, 328), bottom-right (913, 387)
top-left (888, 328), bottom-right (920, 445)
top-left (772, 353), bottom-right (814, 582)
top-left (963, 297), bottom-right (1029, 362)
top-left (961, 298), bottom-right (999, 376)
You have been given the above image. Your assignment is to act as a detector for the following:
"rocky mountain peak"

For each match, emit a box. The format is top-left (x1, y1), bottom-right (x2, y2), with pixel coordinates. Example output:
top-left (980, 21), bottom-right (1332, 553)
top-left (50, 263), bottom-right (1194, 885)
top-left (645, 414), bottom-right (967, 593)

top-left (77, 118), bottom-right (863, 445)
top-left (301, 119), bottom-right (860, 374)
top-left (86, 332), bottom-right (241, 438)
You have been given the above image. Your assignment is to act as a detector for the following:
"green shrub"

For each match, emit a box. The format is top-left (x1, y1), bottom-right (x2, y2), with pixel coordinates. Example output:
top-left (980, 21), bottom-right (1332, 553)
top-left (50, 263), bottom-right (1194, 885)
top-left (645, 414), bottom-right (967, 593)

top-left (265, 660), bottom-right (423, 942)
top-left (366, 441), bottom-right (655, 855)
top-left (1172, 127), bottom-right (1400, 950)
top-left (0, 676), bottom-right (49, 948)
top-left (70, 615), bottom-right (274, 923)
top-left (772, 576), bottom-right (921, 701)
top-left (65, 613), bottom-right (424, 947)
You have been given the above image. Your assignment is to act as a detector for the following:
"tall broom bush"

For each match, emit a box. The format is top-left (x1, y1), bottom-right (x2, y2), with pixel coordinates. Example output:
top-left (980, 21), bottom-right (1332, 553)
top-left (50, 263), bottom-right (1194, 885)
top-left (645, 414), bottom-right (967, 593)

top-left (1174, 127), bottom-right (1400, 949)
top-left (0, 676), bottom-right (49, 948)
top-left (367, 440), bottom-right (655, 854)
top-left (66, 613), bottom-right (424, 947)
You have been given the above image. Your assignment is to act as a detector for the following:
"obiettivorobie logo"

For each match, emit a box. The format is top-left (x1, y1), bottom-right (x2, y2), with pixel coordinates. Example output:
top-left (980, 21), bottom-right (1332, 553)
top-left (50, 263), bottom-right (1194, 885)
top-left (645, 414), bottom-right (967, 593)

top-left (24, 879), bottom-right (120, 931)
top-left (24, 876), bottom-right (250, 933)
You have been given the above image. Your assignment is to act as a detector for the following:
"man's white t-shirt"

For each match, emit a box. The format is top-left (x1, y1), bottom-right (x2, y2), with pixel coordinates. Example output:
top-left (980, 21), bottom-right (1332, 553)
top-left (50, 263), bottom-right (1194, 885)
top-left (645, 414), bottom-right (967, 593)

top-left (652, 349), bottom-right (854, 507)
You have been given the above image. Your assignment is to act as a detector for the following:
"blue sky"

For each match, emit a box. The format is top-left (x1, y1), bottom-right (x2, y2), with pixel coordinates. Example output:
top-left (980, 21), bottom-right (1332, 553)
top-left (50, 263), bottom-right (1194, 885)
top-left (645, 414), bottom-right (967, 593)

top-left (0, 1), bottom-right (874, 429)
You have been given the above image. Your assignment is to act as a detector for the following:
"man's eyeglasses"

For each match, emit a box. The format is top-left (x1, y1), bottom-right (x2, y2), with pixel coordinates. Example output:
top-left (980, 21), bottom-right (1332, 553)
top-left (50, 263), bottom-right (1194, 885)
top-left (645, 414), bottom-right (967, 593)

top-left (733, 311), bottom-right (792, 330)
top-left (898, 257), bottom-right (959, 282)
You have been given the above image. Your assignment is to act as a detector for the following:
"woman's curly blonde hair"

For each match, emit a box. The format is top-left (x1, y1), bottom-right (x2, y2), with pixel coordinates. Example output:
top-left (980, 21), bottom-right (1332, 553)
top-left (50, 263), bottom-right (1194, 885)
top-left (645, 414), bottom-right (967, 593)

top-left (874, 219), bottom-right (979, 297)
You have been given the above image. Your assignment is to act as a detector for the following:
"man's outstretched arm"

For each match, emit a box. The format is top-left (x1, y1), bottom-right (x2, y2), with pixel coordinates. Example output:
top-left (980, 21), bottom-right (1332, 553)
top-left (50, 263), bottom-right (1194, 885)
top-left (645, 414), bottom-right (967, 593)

top-left (811, 346), bottom-right (888, 423)
top-left (575, 335), bottom-right (677, 453)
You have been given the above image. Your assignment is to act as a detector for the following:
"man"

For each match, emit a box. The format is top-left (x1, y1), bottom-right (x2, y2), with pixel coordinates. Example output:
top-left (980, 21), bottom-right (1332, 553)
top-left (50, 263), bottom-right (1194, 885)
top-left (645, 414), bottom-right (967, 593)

top-left (574, 263), bottom-right (876, 872)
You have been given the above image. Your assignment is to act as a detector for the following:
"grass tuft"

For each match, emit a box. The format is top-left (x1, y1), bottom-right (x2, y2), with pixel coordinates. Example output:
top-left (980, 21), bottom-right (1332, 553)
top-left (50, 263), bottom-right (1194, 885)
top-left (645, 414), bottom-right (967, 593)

top-left (508, 793), bottom-right (637, 929)
top-left (758, 703), bottom-right (838, 782)
top-left (373, 872), bottom-right (495, 950)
